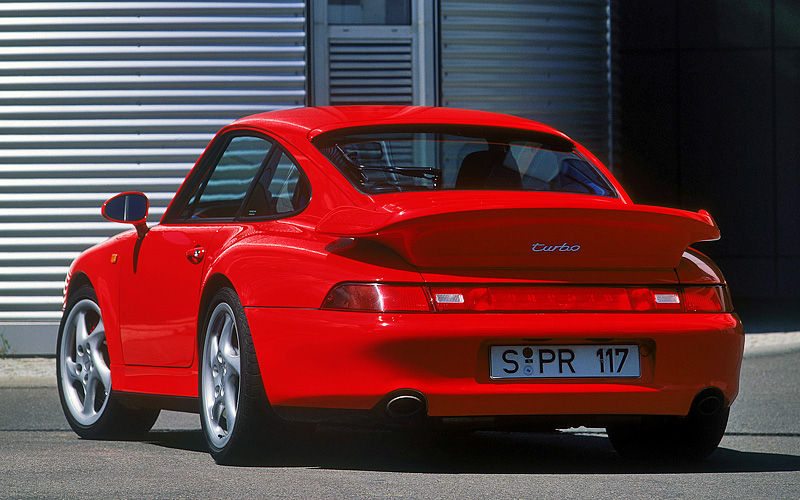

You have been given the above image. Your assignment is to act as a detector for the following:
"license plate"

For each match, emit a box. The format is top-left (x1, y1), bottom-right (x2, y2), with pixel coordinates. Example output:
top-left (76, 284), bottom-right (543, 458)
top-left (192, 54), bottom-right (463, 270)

top-left (490, 344), bottom-right (641, 379)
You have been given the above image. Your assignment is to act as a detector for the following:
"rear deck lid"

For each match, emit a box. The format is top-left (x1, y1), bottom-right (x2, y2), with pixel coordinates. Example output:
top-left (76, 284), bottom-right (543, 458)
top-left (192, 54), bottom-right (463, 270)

top-left (316, 194), bottom-right (719, 271)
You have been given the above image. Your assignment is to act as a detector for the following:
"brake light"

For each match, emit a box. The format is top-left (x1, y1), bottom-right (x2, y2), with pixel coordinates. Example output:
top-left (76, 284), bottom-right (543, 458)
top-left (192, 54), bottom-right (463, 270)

top-left (321, 284), bottom-right (431, 312)
top-left (683, 286), bottom-right (729, 312)
top-left (431, 286), bottom-right (636, 312)
top-left (321, 284), bottom-right (731, 313)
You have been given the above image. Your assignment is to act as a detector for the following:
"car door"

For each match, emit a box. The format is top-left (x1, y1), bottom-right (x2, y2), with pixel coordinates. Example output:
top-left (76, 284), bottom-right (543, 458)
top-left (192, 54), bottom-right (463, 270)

top-left (119, 134), bottom-right (275, 367)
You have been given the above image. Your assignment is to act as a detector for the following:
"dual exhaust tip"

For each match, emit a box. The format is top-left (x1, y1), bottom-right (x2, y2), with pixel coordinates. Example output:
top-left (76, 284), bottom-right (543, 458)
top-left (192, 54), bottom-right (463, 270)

top-left (692, 388), bottom-right (726, 416)
top-left (382, 387), bottom-right (726, 422)
top-left (384, 391), bottom-right (427, 419)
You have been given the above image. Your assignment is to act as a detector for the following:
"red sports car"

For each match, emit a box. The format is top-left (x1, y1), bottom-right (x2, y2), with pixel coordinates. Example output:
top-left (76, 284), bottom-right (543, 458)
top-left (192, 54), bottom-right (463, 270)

top-left (57, 106), bottom-right (744, 463)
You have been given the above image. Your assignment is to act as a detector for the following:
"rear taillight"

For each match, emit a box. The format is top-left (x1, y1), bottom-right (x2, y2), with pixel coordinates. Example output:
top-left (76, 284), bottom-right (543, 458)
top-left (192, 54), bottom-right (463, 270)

top-left (431, 286), bottom-right (633, 312)
top-left (430, 286), bottom-right (685, 312)
top-left (682, 286), bottom-right (731, 312)
top-left (321, 284), bottom-right (731, 313)
top-left (321, 284), bottom-right (431, 312)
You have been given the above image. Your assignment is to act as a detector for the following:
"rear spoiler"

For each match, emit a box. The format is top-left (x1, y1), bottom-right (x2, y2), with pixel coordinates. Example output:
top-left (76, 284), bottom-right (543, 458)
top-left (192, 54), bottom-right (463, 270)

top-left (316, 203), bottom-right (719, 270)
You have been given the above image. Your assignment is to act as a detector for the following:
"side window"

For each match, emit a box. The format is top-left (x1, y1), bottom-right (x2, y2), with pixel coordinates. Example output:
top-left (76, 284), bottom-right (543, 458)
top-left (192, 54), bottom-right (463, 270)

top-left (242, 151), bottom-right (310, 218)
top-left (181, 136), bottom-right (273, 219)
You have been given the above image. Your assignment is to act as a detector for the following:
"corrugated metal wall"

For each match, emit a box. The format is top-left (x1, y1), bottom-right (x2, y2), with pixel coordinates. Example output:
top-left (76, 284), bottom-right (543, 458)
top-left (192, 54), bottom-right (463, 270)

top-left (2, 0), bottom-right (614, 354)
top-left (328, 39), bottom-right (415, 105)
top-left (0, 1), bottom-right (306, 339)
top-left (440, 0), bottom-right (612, 163)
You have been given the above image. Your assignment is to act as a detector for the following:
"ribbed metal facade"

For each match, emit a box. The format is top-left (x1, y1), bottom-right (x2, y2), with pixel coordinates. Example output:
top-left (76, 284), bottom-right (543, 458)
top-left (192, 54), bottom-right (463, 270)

top-left (0, 1), bottom-right (306, 328)
top-left (328, 39), bottom-right (414, 105)
top-left (2, 1), bottom-right (614, 354)
top-left (440, 0), bottom-right (612, 163)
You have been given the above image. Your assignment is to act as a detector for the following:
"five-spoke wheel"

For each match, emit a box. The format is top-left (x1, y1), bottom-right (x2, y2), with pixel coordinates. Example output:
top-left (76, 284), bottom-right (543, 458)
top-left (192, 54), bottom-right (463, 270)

top-left (59, 297), bottom-right (111, 426)
top-left (199, 287), bottom-right (274, 464)
top-left (57, 285), bottom-right (159, 439)
top-left (201, 300), bottom-right (242, 448)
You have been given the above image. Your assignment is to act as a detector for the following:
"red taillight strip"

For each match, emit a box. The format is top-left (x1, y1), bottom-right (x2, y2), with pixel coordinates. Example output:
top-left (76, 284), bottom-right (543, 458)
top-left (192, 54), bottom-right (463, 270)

top-left (321, 284), bottom-right (431, 312)
top-left (682, 286), bottom-right (730, 312)
top-left (320, 283), bottom-right (731, 313)
top-left (429, 286), bottom-right (685, 312)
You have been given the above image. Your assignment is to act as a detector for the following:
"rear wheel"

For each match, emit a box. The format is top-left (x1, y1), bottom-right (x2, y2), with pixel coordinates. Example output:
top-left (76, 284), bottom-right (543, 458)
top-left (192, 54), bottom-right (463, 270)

top-left (199, 287), bottom-right (276, 464)
top-left (607, 407), bottom-right (729, 460)
top-left (57, 285), bottom-right (159, 439)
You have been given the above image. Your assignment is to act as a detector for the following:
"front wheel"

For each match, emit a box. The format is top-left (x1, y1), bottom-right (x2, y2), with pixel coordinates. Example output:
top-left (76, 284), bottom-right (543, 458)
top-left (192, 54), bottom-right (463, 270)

top-left (607, 407), bottom-right (730, 461)
top-left (199, 288), bottom-right (276, 464)
top-left (57, 285), bottom-right (159, 439)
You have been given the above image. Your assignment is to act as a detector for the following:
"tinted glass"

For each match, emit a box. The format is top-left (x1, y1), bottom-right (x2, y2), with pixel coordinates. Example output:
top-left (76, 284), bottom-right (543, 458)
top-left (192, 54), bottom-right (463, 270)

top-left (242, 151), bottom-right (310, 218)
top-left (181, 136), bottom-right (272, 219)
top-left (103, 192), bottom-right (148, 223)
top-left (314, 129), bottom-right (616, 197)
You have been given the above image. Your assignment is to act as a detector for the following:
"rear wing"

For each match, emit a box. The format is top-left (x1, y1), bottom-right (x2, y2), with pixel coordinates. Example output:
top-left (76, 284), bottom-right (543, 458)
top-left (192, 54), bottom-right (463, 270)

top-left (317, 202), bottom-right (719, 270)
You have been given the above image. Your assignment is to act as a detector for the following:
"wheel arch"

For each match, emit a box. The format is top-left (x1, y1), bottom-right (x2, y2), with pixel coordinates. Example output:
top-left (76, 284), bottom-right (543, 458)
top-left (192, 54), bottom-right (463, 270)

top-left (65, 270), bottom-right (94, 300)
top-left (64, 271), bottom-right (95, 318)
top-left (196, 273), bottom-right (238, 350)
top-left (62, 268), bottom-right (125, 368)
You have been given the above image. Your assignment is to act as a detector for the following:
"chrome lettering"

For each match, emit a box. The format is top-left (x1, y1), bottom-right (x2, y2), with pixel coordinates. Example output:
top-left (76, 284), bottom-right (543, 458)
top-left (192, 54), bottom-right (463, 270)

top-left (531, 243), bottom-right (581, 252)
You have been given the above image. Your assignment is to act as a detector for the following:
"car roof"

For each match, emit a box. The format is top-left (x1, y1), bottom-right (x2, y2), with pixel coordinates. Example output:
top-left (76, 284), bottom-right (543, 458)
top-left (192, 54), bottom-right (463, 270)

top-left (231, 106), bottom-right (574, 142)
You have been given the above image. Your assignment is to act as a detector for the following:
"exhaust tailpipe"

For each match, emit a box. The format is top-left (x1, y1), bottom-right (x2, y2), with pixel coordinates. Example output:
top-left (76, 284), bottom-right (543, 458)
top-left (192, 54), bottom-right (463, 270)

top-left (385, 393), bottom-right (426, 419)
top-left (692, 388), bottom-right (725, 416)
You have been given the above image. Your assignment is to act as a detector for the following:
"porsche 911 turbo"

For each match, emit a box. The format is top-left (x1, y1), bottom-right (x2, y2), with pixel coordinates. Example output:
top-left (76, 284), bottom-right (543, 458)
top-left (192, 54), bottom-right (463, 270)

top-left (57, 106), bottom-right (744, 463)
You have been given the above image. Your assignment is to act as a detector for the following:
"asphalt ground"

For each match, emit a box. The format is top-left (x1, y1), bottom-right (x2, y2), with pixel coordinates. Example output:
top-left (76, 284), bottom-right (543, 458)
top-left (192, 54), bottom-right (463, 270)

top-left (0, 333), bottom-right (798, 500)
top-left (1, 331), bottom-right (798, 499)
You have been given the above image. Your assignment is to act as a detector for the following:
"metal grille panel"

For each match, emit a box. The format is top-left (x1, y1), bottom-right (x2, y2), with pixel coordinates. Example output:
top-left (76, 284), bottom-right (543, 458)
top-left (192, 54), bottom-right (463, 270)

top-left (328, 40), bottom-right (414, 105)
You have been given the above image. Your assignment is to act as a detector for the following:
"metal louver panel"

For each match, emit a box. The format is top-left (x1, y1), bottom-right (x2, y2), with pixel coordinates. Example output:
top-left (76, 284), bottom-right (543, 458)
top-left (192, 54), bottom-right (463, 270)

top-left (0, 1), bottom-right (306, 342)
top-left (440, 0), bottom-right (612, 163)
top-left (328, 40), bottom-right (414, 105)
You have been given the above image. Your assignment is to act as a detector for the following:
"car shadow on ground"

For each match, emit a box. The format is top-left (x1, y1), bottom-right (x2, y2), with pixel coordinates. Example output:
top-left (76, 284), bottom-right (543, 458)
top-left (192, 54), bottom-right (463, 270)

top-left (145, 426), bottom-right (800, 474)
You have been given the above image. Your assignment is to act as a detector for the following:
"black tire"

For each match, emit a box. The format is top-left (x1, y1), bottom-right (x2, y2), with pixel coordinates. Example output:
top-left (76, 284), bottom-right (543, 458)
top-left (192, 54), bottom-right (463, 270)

top-left (198, 287), bottom-right (278, 464)
top-left (607, 407), bottom-right (729, 461)
top-left (57, 285), bottom-right (160, 439)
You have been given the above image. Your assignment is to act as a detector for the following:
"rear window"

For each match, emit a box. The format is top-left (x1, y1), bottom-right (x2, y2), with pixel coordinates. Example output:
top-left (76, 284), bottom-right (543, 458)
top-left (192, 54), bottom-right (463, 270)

top-left (313, 127), bottom-right (616, 197)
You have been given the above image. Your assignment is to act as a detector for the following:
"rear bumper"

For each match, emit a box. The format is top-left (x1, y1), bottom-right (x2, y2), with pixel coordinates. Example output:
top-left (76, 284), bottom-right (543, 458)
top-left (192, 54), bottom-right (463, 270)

top-left (246, 308), bottom-right (743, 421)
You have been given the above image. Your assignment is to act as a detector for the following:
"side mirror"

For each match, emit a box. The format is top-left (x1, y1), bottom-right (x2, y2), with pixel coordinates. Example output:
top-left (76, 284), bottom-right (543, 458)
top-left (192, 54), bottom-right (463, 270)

top-left (102, 192), bottom-right (149, 238)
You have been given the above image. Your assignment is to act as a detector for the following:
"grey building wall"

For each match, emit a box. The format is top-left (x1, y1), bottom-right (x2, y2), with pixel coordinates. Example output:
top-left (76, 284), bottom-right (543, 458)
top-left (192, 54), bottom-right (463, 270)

top-left (2, 0), bottom-right (616, 354)
top-left (0, 0), bottom-right (307, 355)
top-left (440, 0), bottom-right (614, 165)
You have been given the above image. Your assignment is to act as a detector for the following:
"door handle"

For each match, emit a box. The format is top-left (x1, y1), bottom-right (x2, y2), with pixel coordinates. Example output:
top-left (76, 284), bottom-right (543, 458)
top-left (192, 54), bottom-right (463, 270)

top-left (186, 246), bottom-right (205, 264)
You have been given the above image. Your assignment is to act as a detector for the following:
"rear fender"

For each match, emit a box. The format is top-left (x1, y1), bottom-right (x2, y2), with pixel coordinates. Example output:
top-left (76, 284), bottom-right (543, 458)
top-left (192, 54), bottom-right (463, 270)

top-left (203, 223), bottom-right (423, 310)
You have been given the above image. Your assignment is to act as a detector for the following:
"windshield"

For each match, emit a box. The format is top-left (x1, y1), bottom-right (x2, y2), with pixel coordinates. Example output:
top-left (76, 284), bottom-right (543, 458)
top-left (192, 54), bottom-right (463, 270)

top-left (313, 127), bottom-right (616, 197)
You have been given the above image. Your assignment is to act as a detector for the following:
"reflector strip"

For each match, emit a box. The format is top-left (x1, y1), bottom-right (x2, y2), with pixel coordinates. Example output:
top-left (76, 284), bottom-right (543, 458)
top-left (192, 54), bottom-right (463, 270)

top-left (435, 293), bottom-right (464, 304)
top-left (654, 293), bottom-right (681, 304)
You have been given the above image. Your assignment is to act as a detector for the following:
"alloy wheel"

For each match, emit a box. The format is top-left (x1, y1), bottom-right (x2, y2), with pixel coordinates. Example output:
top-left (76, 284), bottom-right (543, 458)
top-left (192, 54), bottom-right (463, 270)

top-left (201, 301), bottom-right (242, 449)
top-left (59, 298), bottom-right (111, 426)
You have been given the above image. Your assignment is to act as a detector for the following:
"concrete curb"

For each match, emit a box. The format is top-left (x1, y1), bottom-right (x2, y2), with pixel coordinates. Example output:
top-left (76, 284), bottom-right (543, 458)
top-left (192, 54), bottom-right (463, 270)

top-left (741, 331), bottom-right (800, 357)
top-left (0, 357), bottom-right (55, 388)
top-left (2, 332), bottom-right (799, 388)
